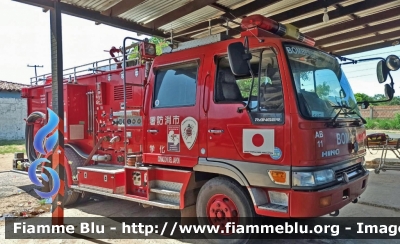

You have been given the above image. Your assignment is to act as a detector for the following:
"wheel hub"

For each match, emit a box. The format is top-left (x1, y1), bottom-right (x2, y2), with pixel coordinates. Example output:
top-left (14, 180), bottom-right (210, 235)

top-left (207, 194), bottom-right (239, 228)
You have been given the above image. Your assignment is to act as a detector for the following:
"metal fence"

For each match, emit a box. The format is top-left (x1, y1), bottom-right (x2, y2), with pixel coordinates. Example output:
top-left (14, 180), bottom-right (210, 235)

top-left (359, 105), bottom-right (400, 119)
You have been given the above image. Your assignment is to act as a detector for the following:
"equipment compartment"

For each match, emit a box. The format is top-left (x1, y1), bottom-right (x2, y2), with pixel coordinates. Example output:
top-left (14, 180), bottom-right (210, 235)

top-left (77, 164), bottom-right (125, 194)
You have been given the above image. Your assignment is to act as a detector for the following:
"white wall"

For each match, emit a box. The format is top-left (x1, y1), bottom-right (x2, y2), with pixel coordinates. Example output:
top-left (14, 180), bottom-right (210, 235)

top-left (0, 98), bottom-right (27, 140)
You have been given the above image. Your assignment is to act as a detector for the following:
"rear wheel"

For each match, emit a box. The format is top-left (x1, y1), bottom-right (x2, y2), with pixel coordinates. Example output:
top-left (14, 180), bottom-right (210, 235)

top-left (47, 161), bottom-right (80, 206)
top-left (196, 177), bottom-right (256, 243)
top-left (44, 147), bottom-right (84, 206)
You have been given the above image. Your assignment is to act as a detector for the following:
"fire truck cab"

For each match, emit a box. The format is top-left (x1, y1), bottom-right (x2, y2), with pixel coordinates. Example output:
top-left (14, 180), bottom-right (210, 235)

top-left (24, 14), bottom-right (400, 229)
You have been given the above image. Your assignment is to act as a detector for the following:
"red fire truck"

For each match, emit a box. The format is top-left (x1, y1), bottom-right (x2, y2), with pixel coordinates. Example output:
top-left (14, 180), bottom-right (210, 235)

top-left (22, 14), bottom-right (399, 228)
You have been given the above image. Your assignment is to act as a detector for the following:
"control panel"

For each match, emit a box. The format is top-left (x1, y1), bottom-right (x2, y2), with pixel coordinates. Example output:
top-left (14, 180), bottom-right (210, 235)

top-left (112, 110), bottom-right (142, 127)
top-left (114, 116), bottom-right (142, 127)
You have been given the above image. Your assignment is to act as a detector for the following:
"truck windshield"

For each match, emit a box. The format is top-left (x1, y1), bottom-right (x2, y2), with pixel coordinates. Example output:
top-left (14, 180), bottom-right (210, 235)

top-left (284, 43), bottom-right (360, 120)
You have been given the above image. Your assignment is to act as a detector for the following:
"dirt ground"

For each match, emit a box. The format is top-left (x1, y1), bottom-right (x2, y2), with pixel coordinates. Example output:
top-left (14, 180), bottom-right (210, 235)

top-left (2, 135), bottom-right (400, 243)
top-left (0, 152), bottom-right (49, 221)
top-left (0, 153), bottom-right (14, 172)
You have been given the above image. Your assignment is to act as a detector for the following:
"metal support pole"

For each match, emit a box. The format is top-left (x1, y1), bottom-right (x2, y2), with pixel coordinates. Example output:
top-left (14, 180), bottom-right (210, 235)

top-left (50, 0), bottom-right (64, 225)
top-left (27, 64), bottom-right (43, 83)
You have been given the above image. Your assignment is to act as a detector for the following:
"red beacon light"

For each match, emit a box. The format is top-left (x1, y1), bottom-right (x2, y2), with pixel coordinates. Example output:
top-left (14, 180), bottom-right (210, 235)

top-left (241, 14), bottom-right (316, 47)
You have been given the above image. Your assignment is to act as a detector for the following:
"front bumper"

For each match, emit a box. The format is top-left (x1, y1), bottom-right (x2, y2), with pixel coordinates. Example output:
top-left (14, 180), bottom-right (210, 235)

top-left (289, 171), bottom-right (369, 217)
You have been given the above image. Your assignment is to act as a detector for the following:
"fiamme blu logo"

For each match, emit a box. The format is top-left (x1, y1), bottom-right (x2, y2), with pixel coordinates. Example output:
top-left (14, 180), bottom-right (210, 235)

top-left (28, 108), bottom-right (61, 199)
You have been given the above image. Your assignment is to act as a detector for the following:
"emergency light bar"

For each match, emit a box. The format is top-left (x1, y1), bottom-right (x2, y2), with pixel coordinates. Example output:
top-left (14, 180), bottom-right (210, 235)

top-left (241, 14), bottom-right (315, 47)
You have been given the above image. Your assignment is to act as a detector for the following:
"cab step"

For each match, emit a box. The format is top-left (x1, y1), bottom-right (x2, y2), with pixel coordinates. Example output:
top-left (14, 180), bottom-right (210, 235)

top-left (258, 203), bottom-right (288, 213)
top-left (70, 185), bottom-right (180, 209)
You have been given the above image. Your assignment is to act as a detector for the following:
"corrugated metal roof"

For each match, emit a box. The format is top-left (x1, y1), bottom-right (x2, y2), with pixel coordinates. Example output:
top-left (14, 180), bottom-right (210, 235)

top-left (0, 81), bottom-right (29, 92)
top-left (159, 6), bottom-right (223, 33)
top-left (321, 33), bottom-right (376, 48)
top-left (339, 0), bottom-right (364, 7)
top-left (119, 0), bottom-right (188, 25)
top-left (254, 0), bottom-right (315, 17)
top-left (300, 16), bottom-right (352, 33)
top-left (369, 15), bottom-right (400, 26)
top-left (356, 1), bottom-right (400, 17)
top-left (335, 40), bottom-right (383, 52)
top-left (314, 25), bottom-right (365, 40)
top-left (61, 0), bottom-right (121, 12)
top-left (217, 0), bottom-right (254, 10)
top-left (18, 0), bottom-right (400, 55)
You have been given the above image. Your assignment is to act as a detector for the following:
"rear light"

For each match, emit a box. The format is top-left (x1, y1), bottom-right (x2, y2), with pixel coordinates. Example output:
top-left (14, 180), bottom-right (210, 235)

top-left (241, 14), bottom-right (316, 46)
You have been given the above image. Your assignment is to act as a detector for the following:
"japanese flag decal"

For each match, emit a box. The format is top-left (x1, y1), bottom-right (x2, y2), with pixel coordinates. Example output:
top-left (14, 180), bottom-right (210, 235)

top-left (243, 129), bottom-right (274, 156)
top-left (181, 117), bottom-right (198, 150)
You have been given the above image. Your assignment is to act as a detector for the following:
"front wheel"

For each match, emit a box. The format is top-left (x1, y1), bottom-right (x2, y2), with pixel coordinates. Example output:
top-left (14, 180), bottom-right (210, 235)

top-left (196, 176), bottom-right (256, 243)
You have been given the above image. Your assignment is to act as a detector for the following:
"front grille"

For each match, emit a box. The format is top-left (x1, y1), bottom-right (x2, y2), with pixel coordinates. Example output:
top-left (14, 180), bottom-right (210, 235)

top-left (335, 163), bottom-right (363, 181)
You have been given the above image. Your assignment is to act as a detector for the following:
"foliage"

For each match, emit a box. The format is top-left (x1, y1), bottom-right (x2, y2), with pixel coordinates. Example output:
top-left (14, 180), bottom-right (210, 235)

top-left (128, 37), bottom-right (169, 60)
top-left (300, 71), bottom-right (313, 81)
top-left (354, 93), bottom-right (400, 106)
top-left (365, 114), bottom-right (400, 130)
top-left (38, 199), bottom-right (46, 206)
top-left (237, 78), bottom-right (259, 98)
top-left (316, 82), bottom-right (330, 98)
top-left (0, 140), bottom-right (25, 155)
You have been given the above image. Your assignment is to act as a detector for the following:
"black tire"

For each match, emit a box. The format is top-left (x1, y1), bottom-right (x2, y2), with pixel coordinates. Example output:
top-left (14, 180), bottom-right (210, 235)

top-left (63, 147), bottom-right (87, 206)
top-left (77, 191), bottom-right (93, 203)
top-left (47, 147), bottom-right (86, 206)
top-left (196, 176), bottom-right (256, 244)
top-left (48, 165), bottom-right (80, 206)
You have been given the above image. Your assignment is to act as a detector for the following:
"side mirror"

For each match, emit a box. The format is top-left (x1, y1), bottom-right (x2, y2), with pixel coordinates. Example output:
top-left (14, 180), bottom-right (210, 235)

top-left (377, 60), bottom-right (389, 83)
top-left (386, 55), bottom-right (400, 71)
top-left (359, 101), bottom-right (370, 109)
top-left (227, 42), bottom-right (252, 76)
top-left (384, 84), bottom-right (395, 101)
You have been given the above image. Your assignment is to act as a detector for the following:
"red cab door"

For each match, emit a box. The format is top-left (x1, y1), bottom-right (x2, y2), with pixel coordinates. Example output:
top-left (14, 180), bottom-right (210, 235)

top-left (144, 55), bottom-right (205, 167)
top-left (206, 48), bottom-right (290, 165)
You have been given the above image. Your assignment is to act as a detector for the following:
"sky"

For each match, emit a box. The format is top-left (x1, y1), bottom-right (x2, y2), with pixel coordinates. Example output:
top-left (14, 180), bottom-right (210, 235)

top-left (1, 0), bottom-right (399, 97)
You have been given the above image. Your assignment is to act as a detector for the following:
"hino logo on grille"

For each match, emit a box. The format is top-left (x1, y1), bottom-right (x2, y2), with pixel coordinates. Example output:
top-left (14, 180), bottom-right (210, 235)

top-left (322, 149), bottom-right (340, 157)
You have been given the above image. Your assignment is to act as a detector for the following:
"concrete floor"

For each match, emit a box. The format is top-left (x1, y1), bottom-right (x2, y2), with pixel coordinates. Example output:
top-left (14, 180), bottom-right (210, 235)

top-left (2, 168), bottom-right (400, 243)
top-left (2, 129), bottom-right (400, 243)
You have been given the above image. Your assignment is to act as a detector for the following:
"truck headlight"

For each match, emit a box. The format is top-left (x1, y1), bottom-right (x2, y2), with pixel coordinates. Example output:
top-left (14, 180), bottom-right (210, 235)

top-left (293, 169), bottom-right (335, 186)
top-left (314, 169), bottom-right (334, 185)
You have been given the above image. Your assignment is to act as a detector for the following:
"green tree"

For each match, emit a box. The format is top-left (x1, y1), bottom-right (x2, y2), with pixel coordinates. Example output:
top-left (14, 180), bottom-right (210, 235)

top-left (316, 82), bottom-right (330, 98)
top-left (237, 78), bottom-right (258, 98)
top-left (354, 93), bottom-right (372, 102)
top-left (354, 93), bottom-right (400, 106)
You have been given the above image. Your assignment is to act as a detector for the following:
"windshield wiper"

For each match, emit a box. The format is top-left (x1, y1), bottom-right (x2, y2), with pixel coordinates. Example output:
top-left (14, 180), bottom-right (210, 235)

top-left (331, 104), bottom-right (366, 124)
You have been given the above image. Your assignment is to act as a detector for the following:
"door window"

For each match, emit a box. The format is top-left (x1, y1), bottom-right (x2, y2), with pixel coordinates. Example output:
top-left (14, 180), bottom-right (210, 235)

top-left (214, 49), bottom-right (284, 124)
top-left (153, 62), bottom-right (198, 108)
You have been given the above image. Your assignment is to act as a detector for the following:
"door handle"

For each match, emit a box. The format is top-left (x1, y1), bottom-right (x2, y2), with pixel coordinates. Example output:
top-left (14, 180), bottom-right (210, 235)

top-left (147, 129), bottom-right (158, 133)
top-left (208, 129), bottom-right (224, 134)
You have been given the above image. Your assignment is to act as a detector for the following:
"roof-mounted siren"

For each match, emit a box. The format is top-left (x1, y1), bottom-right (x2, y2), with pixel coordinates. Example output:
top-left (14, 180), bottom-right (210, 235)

top-left (241, 14), bottom-right (316, 47)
